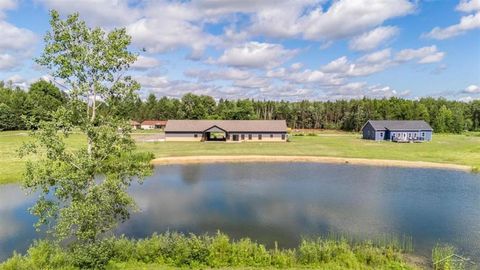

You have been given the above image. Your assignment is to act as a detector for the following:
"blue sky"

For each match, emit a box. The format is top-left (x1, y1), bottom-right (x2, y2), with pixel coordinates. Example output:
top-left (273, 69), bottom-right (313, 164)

top-left (0, 0), bottom-right (479, 101)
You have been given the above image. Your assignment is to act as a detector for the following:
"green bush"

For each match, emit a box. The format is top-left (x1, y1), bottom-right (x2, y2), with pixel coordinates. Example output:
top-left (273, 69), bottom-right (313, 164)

top-left (70, 240), bottom-right (115, 269)
top-left (0, 241), bottom-right (74, 270)
top-left (0, 232), bottom-right (421, 270)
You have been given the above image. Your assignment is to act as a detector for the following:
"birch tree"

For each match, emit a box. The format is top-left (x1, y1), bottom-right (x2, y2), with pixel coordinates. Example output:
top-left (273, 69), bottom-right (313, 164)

top-left (20, 10), bottom-right (153, 244)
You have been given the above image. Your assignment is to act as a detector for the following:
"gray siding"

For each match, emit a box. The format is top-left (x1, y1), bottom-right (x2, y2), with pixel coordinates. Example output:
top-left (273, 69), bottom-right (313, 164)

top-left (362, 122), bottom-right (383, 140)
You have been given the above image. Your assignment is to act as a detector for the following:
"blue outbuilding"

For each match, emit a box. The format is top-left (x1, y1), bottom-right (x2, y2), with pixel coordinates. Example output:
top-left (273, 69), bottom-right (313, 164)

top-left (361, 120), bottom-right (433, 142)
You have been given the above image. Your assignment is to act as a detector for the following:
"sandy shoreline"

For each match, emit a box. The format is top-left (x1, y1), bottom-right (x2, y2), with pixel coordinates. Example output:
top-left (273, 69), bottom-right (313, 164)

top-left (151, 155), bottom-right (472, 172)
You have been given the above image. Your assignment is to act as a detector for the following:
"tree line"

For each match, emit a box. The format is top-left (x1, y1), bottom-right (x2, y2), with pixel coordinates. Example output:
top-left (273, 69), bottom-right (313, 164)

top-left (132, 93), bottom-right (480, 133)
top-left (1, 82), bottom-right (479, 133)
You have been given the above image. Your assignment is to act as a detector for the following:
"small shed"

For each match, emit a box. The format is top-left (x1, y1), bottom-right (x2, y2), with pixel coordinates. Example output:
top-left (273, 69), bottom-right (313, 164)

top-left (141, 120), bottom-right (167, 129)
top-left (362, 120), bottom-right (433, 141)
top-left (130, 120), bottom-right (141, 130)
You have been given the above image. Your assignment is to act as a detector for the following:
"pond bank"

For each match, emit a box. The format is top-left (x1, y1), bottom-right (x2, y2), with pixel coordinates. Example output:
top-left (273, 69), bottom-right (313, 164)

top-left (151, 155), bottom-right (472, 172)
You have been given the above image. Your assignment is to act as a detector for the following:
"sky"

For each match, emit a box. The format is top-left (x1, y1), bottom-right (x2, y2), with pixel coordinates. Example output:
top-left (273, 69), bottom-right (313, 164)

top-left (0, 0), bottom-right (479, 101)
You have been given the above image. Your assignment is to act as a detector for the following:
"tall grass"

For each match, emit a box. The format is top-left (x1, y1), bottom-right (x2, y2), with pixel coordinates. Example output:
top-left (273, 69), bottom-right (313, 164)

top-left (432, 244), bottom-right (473, 270)
top-left (0, 231), bottom-right (418, 270)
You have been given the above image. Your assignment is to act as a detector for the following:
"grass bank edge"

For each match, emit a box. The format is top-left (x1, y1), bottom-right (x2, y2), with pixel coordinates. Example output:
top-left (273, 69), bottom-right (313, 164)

top-left (0, 231), bottom-right (423, 270)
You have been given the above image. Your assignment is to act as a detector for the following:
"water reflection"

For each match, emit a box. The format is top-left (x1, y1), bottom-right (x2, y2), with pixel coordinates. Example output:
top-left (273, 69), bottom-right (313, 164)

top-left (1, 163), bottom-right (480, 262)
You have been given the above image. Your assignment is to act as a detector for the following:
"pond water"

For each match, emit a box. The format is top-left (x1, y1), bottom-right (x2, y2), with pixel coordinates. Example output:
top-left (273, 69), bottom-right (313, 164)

top-left (1, 163), bottom-right (480, 262)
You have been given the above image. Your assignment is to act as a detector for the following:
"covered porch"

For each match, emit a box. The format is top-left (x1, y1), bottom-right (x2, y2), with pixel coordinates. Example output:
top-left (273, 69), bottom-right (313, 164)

top-left (203, 125), bottom-right (229, 142)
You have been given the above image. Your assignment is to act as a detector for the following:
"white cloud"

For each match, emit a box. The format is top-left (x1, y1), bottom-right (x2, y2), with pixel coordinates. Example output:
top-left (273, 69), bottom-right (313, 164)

top-left (0, 0), bottom-right (16, 19)
top-left (39, 0), bottom-right (140, 27)
top-left (0, 6), bottom-right (37, 72)
top-left (0, 21), bottom-right (37, 52)
top-left (321, 56), bottom-right (351, 74)
top-left (395, 46), bottom-right (445, 64)
top-left (184, 68), bottom-right (271, 89)
top-left (290, 63), bottom-right (303, 71)
top-left (0, 53), bottom-right (17, 70)
top-left (358, 48), bottom-right (392, 64)
top-left (131, 55), bottom-right (161, 70)
top-left (216, 42), bottom-right (296, 69)
top-left (456, 0), bottom-right (480, 13)
top-left (425, 12), bottom-right (480, 40)
top-left (2, 74), bottom-right (28, 88)
top-left (135, 75), bottom-right (170, 89)
top-left (425, 0), bottom-right (480, 40)
top-left (126, 1), bottom-right (216, 59)
top-left (35, 0), bottom-right (417, 59)
top-left (185, 68), bottom-right (252, 82)
top-left (320, 49), bottom-right (393, 78)
top-left (349, 26), bottom-right (399, 51)
top-left (283, 68), bottom-right (343, 85)
top-left (463, 84), bottom-right (480, 94)
top-left (458, 96), bottom-right (480, 102)
top-left (323, 82), bottom-right (410, 100)
top-left (248, 0), bottom-right (315, 38)
top-left (232, 76), bottom-right (270, 89)
top-left (300, 0), bottom-right (414, 40)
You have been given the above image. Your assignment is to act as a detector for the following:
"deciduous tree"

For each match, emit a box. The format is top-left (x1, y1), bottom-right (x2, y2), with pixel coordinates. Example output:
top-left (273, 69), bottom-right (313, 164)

top-left (20, 10), bottom-right (153, 245)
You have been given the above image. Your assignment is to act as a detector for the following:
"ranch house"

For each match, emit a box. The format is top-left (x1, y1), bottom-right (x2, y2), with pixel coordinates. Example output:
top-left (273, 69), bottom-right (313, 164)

top-left (361, 120), bottom-right (433, 142)
top-left (165, 120), bottom-right (288, 142)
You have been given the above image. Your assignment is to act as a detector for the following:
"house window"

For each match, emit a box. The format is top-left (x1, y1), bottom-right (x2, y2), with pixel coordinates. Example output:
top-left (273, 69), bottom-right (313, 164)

top-left (258, 134), bottom-right (262, 140)
top-left (194, 134), bottom-right (198, 138)
top-left (241, 134), bottom-right (245, 140)
top-left (270, 134), bottom-right (273, 138)
top-left (380, 132), bottom-right (384, 137)
top-left (281, 134), bottom-right (286, 140)
top-left (248, 134), bottom-right (252, 140)
top-left (422, 132), bottom-right (425, 137)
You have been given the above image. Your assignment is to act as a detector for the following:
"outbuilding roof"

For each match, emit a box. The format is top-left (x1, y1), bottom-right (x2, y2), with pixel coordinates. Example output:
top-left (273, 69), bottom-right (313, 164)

top-left (130, 120), bottom-right (141, 125)
top-left (165, 120), bottom-right (287, 133)
top-left (141, 120), bottom-right (167, 126)
top-left (364, 120), bottom-right (433, 131)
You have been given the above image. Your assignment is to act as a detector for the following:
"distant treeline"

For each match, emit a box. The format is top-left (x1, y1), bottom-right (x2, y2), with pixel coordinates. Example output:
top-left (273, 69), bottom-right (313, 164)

top-left (1, 80), bottom-right (479, 133)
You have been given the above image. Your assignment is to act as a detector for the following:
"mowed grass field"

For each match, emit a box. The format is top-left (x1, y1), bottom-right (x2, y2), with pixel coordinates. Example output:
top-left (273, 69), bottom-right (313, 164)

top-left (1, 130), bottom-right (479, 184)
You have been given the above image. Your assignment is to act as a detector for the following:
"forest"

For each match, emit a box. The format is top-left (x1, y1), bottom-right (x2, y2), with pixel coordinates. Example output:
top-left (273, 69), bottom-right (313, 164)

top-left (1, 80), bottom-right (479, 133)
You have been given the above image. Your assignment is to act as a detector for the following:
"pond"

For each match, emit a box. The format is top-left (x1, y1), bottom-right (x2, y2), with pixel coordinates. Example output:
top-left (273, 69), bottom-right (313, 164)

top-left (1, 163), bottom-right (480, 262)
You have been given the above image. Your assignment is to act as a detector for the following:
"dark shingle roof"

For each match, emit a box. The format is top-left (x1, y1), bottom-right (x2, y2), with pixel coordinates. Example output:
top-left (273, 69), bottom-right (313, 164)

top-left (365, 120), bottom-right (433, 131)
top-left (165, 120), bottom-right (287, 132)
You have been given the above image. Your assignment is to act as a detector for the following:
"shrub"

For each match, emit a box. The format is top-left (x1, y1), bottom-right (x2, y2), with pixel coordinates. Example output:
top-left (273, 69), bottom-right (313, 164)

top-left (1, 232), bottom-right (421, 270)
top-left (70, 240), bottom-right (115, 269)
top-left (0, 241), bottom-right (73, 270)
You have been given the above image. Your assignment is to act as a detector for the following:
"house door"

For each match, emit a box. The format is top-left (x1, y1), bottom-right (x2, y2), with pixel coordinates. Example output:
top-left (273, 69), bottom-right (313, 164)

top-left (232, 134), bottom-right (239, 141)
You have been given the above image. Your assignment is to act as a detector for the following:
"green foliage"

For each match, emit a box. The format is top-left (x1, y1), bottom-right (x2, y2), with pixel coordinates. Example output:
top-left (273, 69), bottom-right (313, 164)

top-left (19, 9), bottom-right (153, 248)
top-left (128, 94), bottom-right (477, 133)
top-left (27, 80), bottom-right (66, 126)
top-left (0, 232), bottom-right (420, 270)
top-left (0, 80), bottom-right (64, 130)
top-left (432, 244), bottom-right (466, 270)
top-left (0, 103), bottom-right (15, 130)
top-left (0, 240), bottom-right (74, 270)
top-left (2, 84), bottom-right (479, 133)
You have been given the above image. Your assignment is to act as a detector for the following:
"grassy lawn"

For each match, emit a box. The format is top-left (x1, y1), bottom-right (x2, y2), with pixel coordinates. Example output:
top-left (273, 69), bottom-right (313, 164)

top-left (1, 130), bottom-right (479, 184)
top-left (138, 132), bottom-right (480, 167)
